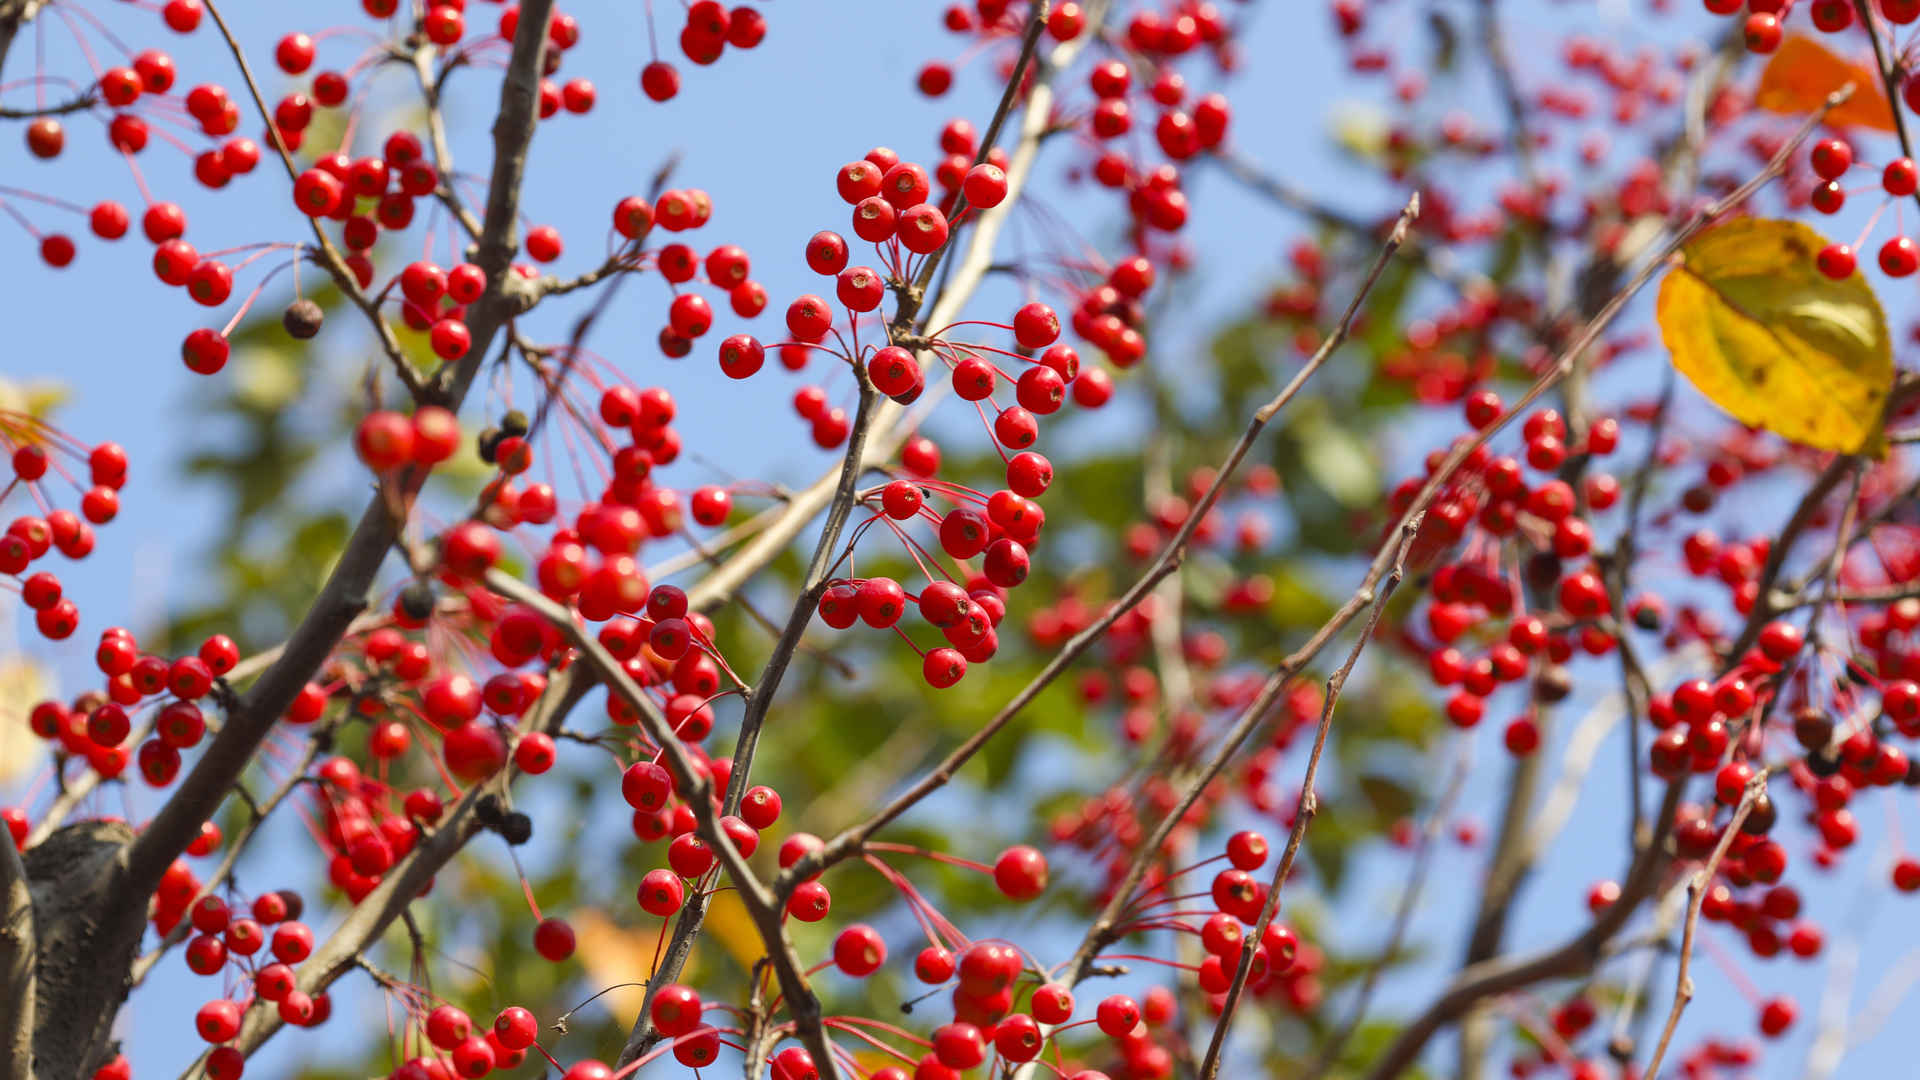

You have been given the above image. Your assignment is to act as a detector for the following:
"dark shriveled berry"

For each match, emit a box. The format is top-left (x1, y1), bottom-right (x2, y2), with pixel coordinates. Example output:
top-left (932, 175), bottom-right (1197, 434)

top-left (1533, 665), bottom-right (1573, 704)
top-left (1793, 708), bottom-right (1833, 753)
top-left (400, 581), bottom-right (436, 621)
top-left (498, 811), bottom-right (533, 845)
top-left (282, 299), bottom-right (324, 339)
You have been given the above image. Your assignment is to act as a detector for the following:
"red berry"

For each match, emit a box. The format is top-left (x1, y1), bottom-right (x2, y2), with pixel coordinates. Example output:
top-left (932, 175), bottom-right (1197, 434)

top-left (1810, 138), bottom-right (1853, 180)
top-left (992, 845), bottom-right (1048, 900)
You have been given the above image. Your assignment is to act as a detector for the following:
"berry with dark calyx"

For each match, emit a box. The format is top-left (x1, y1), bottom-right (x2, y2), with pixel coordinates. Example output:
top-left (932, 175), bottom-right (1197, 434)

top-left (1815, 244), bottom-right (1855, 280)
top-left (1881, 236), bottom-right (1919, 277)
top-left (1887, 157), bottom-right (1919, 197)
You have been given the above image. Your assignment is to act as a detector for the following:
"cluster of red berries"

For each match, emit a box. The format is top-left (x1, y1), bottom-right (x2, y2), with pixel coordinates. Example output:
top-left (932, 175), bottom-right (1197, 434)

top-left (373, 1002), bottom-right (535, 1080)
top-left (1698, 0), bottom-right (1888, 54)
top-left (919, 1), bottom-right (1233, 257)
top-left (1807, 138), bottom-right (1920, 281)
top-left (15, 622), bottom-right (239, 801)
top-left (596, 187), bottom-right (771, 361)
top-left (273, 4), bottom-right (601, 146)
top-left (175, 885), bottom-right (332, 1072)
top-left (814, 469), bottom-right (1048, 689)
top-left (638, 2), bottom-right (767, 103)
top-left (1382, 397), bottom-right (1628, 749)
top-left (315, 742), bottom-right (461, 902)
top-left (3, 431), bottom-right (127, 640)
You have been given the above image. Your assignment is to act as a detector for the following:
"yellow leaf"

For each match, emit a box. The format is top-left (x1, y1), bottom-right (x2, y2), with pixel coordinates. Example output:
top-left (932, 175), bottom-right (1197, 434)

top-left (1754, 36), bottom-right (1894, 132)
top-left (701, 889), bottom-right (768, 974)
top-left (567, 895), bottom-right (763, 1031)
top-left (0, 654), bottom-right (52, 787)
top-left (1656, 218), bottom-right (1892, 456)
top-left (1328, 101), bottom-right (1390, 161)
top-left (0, 377), bottom-right (70, 446)
top-left (569, 909), bottom-right (655, 1025)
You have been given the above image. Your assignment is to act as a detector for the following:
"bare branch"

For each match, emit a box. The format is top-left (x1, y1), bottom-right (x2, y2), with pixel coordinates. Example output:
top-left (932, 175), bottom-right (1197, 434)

top-left (1306, 753), bottom-right (1470, 1079)
top-left (721, 376), bottom-right (881, 814)
top-left (409, 43), bottom-right (484, 239)
top-left (0, 91), bottom-right (91, 118)
top-left (1638, 776), bottom-right (1765, 1079)
top-left (1477, 0), bottom-right (1539, 187)
top-left (1196, 520), bottom-right (1422, 1080)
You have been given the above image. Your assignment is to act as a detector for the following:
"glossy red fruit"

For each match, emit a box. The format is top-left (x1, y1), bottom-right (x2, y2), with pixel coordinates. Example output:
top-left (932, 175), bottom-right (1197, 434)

top-left (1816, 243), bottom-right (1855, 280)
top-left (992, 845), bottom-right (1048, 900)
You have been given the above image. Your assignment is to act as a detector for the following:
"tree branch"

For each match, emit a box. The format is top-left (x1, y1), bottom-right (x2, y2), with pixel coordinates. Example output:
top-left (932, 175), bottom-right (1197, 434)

top-left (720, 377), bottom-right (879, 814)
top-left (409, 42), bottom-right (484, 239)
top-left (1, 834), bottom-right (34, 1080)
top-left (611, 17), bottom-right (1116, 1066)
top-left (0, 91), bottom-right (92, 119)
top-left (482, 572), bottom-right (840, 1079)
top-left (177, 664), bottom-right (594, 1079)
top-left (125, 0), bottom-right (556, 908)
top-left (1852, 0), bottom-right (1920, 214)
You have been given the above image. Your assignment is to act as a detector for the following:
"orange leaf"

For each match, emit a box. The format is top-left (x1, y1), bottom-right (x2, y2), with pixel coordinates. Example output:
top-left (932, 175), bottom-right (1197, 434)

top-left (1754, 36), bottom-right (1894, 132)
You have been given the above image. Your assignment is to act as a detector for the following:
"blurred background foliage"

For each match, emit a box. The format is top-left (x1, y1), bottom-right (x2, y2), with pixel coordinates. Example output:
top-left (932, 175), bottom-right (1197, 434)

top-left (138, 201), bottom-right (1460, 1077)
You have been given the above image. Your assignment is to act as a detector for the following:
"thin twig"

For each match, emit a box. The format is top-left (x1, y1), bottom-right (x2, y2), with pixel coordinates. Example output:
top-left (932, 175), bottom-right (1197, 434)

top-left (1307, 753), bottom-right (1470, 1078)
top-left (198, 0), bottom-right (428, 401)
top-left (721, 377), bottom-right (880, 814)
top-left (485, 573), bottom-right (840, 1080)
top-left (1852, 0), bottom-right (1920, 215)
top-left (0, 90), bottom-right (91, 117)
top-left (1638, 776), bottom-right (1765, 1080)
top-left (409, 42), bottom-right (483, 238)
top-left (905, 1), bottom-right (1050, 299)
top-left (1196, 520), bottom-right (1423, 1080)
top-left (129, 729), bottom-right (330, 985)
